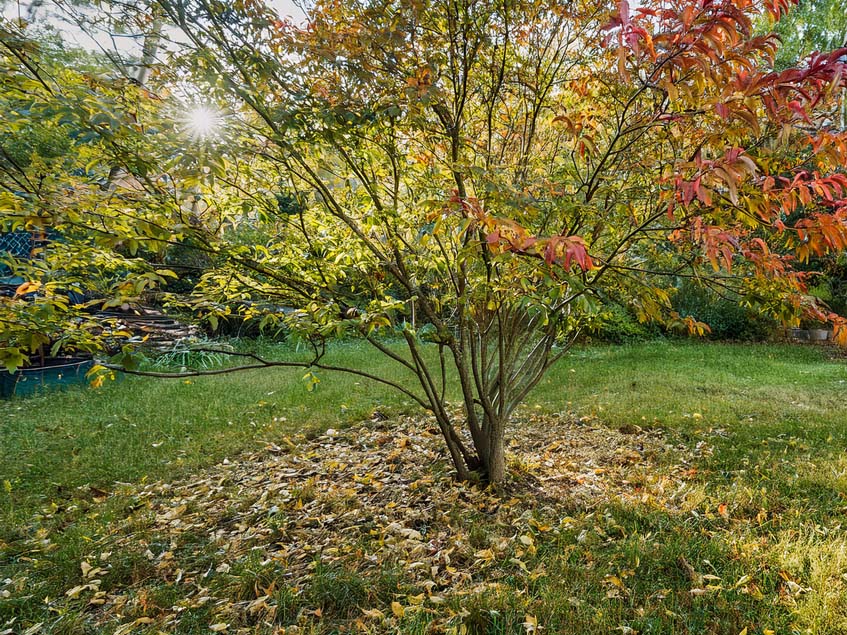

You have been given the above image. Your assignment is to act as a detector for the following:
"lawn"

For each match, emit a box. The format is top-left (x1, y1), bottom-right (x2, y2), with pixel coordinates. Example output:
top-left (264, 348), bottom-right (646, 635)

top-left (1, 340), bottom-right (846, 634)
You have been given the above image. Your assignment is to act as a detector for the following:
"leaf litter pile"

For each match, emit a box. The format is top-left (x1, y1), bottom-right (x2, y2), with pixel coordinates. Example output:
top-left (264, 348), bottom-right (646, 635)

top-left (4, 412), bottom-right (819, 634)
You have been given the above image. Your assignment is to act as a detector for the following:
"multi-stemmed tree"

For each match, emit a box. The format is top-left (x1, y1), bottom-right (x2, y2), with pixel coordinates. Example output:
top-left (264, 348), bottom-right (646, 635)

top-left (3, 0), bottom-right (847, 482)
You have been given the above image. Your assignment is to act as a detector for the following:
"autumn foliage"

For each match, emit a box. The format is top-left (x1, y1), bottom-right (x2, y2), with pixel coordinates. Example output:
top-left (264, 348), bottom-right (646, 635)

top-left (3, 0), bottom-right (847, 481)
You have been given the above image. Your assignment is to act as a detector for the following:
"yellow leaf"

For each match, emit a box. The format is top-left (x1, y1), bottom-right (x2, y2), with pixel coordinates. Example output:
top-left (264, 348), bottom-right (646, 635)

top-left (391, 601), bottom-right (405, 618)
top-left (65, 585), bottom-right (87, 598)
top-left (209, 624), bottom-right (229, 632)
top-left (161, 504), bottom-right (187, 521)
top-left (605, 575), bottom-right (624, 589)
top-left (474, 548), bottom-right (495, 562)
top-left (529, 519), bottom-right (552, 532)
top-left (732, 574), bottom-right (751, 589)
top-left (407, 593), bottom-right (425, 605)
top-left (88, 592), bottom-right (106, 605)
top-left (738, 628), bottom-right (748, 635)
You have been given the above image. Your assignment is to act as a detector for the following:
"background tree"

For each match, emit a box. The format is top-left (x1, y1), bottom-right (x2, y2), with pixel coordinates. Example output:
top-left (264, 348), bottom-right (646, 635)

top-left (762, 0), bottom-right (847, 317)
top-left (0, 17), bottom-right (208, 370)
top-left (768, 0), bottom-right (847, 70)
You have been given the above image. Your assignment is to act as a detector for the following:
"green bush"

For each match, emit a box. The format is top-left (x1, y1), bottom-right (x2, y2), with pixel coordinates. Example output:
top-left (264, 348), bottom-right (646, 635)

top-left (592, 303), bottom-right (658, 343)
top-left (162, 239), bottom-right (214, 295)
top-left (808, 273), bottom-right (847, 318)
top-left (672, 281), bottom-right (776, 341)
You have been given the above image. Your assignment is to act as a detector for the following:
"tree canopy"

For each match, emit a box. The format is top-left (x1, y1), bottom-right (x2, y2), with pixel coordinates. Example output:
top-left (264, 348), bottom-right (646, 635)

top-left (2, 0), bottom-right (847, 482)
top-left (768, 0), bottom-right (847, 69)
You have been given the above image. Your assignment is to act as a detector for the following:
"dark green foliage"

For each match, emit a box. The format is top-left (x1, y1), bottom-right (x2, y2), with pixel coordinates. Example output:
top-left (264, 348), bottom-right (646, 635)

top-left (275, 190), bottom-right (305, 216)
top-left (1, 121), bottom-right (73, 169)
top-left (162, 239), bottom-right (213, 295)
top-left (673, 280), bottom-right (776, 341)
top-left (592, 303), bottom-right (658, 343)
top-left (808, 255), bottom-right (847, 317)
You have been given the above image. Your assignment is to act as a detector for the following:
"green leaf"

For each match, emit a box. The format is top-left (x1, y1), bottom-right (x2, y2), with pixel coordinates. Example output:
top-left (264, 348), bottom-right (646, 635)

top-left (1, 348), bottom-right (26, 374)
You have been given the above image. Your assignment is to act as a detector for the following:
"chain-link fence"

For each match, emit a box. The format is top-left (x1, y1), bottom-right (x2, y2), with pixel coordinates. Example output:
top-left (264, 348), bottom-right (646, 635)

top-left (0, 230), bottom-right (34, 285)
top-left (0, 230), bottom-right (34, 259)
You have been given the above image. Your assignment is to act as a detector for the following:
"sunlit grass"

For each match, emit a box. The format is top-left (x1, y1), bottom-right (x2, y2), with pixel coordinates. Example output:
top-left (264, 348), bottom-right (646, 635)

top-left (2, 340), bottom-right (847, 633)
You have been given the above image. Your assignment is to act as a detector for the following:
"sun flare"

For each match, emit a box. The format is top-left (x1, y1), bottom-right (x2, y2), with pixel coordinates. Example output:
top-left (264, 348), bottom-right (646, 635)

top-left (185, 106), bottom-right (220, 138)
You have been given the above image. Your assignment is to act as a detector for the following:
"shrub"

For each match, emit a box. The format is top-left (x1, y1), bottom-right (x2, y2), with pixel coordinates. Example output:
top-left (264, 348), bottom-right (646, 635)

top-left (146, 338), bottom-right (233, 371)
top-left (672, 281), bottom-right (776, 342)
top-left (592, 303), bottom-right (658, 344)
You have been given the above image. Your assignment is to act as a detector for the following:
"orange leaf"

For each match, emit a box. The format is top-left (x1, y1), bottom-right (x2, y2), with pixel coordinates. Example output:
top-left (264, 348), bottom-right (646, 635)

top-left (14, 281), bottom-right (41, 297)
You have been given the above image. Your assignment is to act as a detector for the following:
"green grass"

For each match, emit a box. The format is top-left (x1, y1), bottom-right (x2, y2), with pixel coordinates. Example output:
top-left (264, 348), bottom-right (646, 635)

top-left (0, 339), bottom-right (419, 527)
top-left (2, 340), bottom-right (847, 634)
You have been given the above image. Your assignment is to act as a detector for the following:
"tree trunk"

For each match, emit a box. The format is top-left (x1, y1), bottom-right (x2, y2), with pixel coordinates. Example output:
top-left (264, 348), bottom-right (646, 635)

top-left (134, 15), bottom-right (163, 86)
top-left (484, 432), bottom-right (506, 484)
top-left (472, 414), bottom-right (507, 484)
top-left (435, 414), bottom-right (506, 484)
